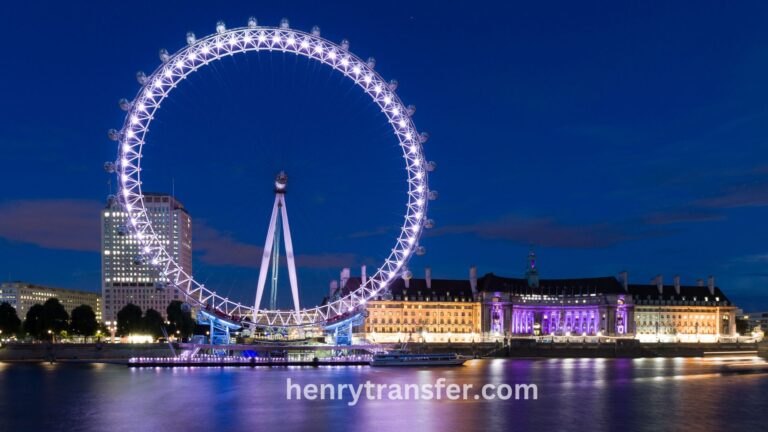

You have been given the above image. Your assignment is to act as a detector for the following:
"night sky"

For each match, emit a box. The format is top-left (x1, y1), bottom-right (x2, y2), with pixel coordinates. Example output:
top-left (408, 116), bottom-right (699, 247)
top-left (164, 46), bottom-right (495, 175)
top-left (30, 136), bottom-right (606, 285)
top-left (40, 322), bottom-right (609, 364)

top-left (1, 1), bottom-right (767, 311)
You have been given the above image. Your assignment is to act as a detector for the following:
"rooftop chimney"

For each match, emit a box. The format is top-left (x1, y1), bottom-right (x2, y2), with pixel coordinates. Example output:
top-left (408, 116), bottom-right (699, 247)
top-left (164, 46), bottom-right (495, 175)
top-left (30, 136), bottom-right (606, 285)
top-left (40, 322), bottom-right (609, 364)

top-left (619, 271), bottom-right (628, 291)
top-left (340, 268), bottom-right (350, 290)
top-left (425, 267), bottom-right (432, 289)
top-left (707, 275), bottom-right (715, 296)
top-left (361, 265), bottom-right (367, 286)
top-left (674, 275), bottom-right (681, 295)
top-left (470, 266), bottom-right (478, 297)
top-left (329, 280), bottom-right (339, 297)
top-left (654, 274), bottom-right (663, 294)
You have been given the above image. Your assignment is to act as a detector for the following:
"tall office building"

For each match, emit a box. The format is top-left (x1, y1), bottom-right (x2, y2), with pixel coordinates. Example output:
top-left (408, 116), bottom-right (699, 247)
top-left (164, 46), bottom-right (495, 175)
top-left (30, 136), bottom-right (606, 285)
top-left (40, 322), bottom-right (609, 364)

top-left (101, 193), bottom-right (192, 322)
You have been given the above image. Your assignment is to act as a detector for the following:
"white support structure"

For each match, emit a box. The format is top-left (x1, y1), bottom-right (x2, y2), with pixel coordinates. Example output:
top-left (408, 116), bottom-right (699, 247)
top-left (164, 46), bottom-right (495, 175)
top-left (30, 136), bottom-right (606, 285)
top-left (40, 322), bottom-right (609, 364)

top-left (254, 172), bottom-right (301, 318)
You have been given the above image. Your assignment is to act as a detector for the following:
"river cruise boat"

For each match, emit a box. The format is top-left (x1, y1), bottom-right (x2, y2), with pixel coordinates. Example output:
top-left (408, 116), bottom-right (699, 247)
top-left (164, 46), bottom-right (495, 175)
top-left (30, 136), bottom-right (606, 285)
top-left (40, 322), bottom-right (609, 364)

top-left (370, 351), bottom-right (467, 367)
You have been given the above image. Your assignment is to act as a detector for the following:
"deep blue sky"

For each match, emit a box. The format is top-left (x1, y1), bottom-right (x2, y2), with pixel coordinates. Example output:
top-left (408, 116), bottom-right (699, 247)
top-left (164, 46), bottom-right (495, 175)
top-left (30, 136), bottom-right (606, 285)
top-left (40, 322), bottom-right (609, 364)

top-left (1, 1), bottom-right (767, 311)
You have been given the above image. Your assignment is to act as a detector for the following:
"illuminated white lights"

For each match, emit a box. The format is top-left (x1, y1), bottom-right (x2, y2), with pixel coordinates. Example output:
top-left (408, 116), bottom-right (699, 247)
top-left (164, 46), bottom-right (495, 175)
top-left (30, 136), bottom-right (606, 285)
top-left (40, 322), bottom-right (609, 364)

top-left (115, 24), bottom-right (428, 327)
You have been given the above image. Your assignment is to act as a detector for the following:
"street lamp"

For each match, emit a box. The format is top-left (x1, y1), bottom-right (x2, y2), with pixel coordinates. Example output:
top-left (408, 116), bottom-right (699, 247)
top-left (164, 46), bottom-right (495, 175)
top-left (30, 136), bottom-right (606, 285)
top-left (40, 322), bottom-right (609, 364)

top-left (47, 329), bottom-right (53, 343)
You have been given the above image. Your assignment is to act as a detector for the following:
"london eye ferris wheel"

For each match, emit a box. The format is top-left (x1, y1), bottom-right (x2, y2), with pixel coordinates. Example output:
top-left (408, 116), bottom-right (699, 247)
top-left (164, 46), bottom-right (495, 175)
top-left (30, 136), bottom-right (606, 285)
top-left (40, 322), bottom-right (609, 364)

top-left (105, 17), bottom-right (436, 328)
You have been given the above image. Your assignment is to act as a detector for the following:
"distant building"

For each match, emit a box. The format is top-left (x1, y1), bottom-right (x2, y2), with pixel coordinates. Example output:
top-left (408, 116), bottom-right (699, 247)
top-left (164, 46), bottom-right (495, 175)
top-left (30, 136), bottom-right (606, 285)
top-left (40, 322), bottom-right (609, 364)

top-left (101, 193), bottom-right (192, 321)
top-left (745, 311), bottom-right (768, 333)
top-left (0, 282), bottom-right (102, 322)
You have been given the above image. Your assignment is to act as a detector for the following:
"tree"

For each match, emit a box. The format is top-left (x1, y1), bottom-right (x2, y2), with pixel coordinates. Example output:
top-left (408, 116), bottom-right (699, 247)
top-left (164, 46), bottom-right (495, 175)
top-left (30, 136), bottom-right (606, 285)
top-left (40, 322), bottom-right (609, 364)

top-left (70, 305), bottom-right (98, 336)
top-left (141, 308), bottom-right (165, 339)
top-left (24, 304), bottom-right (45, 339)
top-left (117, 303), bottom-right (143, 335)
top-left (167, 301), bottom-right (195, 339)
top-left (42, 298), bottom-right (69, 336)
top-left (0, 302), bottom-right (21, 336)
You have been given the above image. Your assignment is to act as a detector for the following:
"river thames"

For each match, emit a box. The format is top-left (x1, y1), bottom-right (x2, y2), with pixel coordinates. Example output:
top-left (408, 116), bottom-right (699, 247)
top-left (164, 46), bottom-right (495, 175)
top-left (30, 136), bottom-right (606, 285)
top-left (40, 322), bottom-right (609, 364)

top-left (1, 358), bottom-right (765, 431)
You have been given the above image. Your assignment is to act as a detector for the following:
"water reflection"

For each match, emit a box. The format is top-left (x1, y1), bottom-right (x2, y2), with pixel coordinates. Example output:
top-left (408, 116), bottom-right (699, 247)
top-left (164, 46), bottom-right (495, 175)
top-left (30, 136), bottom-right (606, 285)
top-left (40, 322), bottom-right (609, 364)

top-left (0, 358), bottom-right (765, 431)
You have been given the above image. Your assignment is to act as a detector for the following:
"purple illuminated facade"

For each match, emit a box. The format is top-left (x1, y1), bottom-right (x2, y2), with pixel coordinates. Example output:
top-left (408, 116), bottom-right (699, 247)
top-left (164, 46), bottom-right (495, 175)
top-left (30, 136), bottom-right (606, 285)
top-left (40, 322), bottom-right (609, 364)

top-left (480, 275), bottom-right (635, 336)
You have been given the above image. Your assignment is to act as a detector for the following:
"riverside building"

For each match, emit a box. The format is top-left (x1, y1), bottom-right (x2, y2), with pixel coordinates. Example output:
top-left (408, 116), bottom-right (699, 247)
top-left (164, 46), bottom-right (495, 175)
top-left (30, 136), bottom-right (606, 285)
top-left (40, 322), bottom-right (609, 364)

top-left (332, 249), bottom-right (741, 343)
top-left (0, 282), bottom-right (102, 322)
top-left (101, 193), bottom-right (192, 321)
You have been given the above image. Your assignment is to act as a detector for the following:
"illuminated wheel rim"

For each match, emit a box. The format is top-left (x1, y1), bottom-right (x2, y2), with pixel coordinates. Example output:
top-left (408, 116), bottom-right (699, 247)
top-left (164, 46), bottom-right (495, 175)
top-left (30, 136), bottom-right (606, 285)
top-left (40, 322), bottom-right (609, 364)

top-left (113, 20), bottom-right (431, 327)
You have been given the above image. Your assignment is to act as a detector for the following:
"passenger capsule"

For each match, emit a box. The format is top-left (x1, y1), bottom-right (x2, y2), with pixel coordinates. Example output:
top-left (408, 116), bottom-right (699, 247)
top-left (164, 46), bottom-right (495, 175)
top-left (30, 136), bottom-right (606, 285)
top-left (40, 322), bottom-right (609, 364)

top-left (416, 246), bottom-right (426, 256)
top-left (118, 98), bottom-right (132, 111)
top-left (159, 48), bottom-right (170, 62)
top-left (136, 71), bottom-right (147, 85)
top-left (311, 25), bottom-right (321, 36)
top-left (340, 39), bottom-right (350, 50)
top-left (406, 104), bottom-right (416, 117)
top-left (367, 57), bottom-right (376, 69)
top-left (402, 269), bottom-right (413, 280)
top-left (154, 282), bottom-right (167, 291)
top-left (426, 161), bottom-right (437, 172)
top-left (106, 194), bottom-right (116, 206)
top-left (181, 303), bottom-right (192, 313)
top-left (381, 290), bottom-right (394, 301)
top-left (388, 79), bottom-right (399, 91)
top-left (428, 190), bottom-right (439, 201)
top-left (419, 132), bottom-right (430, 143)
top-left (247, 16), bottom-right (258, 28)
top-left (424, 219), bottom-right (435, 229)
top-left (117, 225), bottom-right (129, 236)
top-left (216, 20), bottom-right (226, 34)
top-left (186, 31), bottom-right (196, 45)
top-left (104, 161), bottom-right (116, 173)
top-left (107, 129), bottom-right (120, 141)
top-left (279, 18), bottom-right (290, 29)
top-left (132, 255), bottom-right (146, 266)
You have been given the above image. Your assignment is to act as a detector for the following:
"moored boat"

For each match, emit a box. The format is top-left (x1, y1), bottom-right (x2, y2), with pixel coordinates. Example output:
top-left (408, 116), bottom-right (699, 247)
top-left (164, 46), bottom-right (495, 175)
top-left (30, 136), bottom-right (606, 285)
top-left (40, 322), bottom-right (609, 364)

top-left (370, 350), bottom-right (466, 367)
